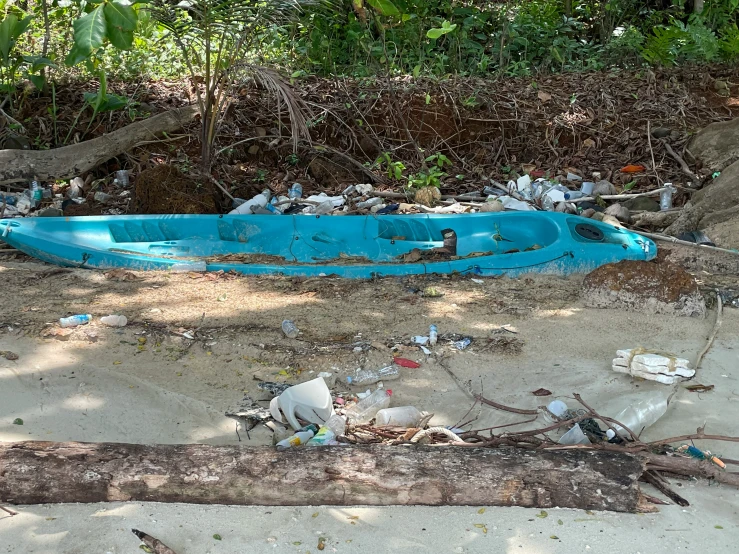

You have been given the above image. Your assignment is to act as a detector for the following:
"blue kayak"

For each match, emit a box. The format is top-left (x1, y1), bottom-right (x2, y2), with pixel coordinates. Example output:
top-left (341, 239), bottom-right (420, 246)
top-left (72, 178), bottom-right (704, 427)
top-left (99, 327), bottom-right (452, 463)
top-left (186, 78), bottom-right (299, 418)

top-left (0, 212), bottom-right (655, 278)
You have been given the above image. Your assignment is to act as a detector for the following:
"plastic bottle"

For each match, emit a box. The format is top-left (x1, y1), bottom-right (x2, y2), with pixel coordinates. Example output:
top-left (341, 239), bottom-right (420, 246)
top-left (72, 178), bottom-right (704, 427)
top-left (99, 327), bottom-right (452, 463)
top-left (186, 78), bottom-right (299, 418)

top-left (356, 197), bottom-right (382, 209)
top-left (67, 178), bottom-right (83, 199)
top-left (169, 261), bottom-right (207, 272)
top-left (94, 191), bottom-right (112, 203)
top-left (30, 180), bottom-right (42, 207)
top-left (346, 365), bottom-right (400, 386)
top-left (564, 191), bottom-right (586, 200)
top-left (59, 314), bottom-right (92, 328)
top-left (276, 424), bottom-right (318, 450)
top-left (288, 183), bottom-right (303, 200)
top-left (100, 314), bottom-right (128, 327)
top-left (375, 406), bottom-right (427, 427)
top-left (282, 319), bottom-right (299, 339)
top-left (115, 170), bottom-right (130, 187)
top-left (605, 392), bottom-right (670, 440)
top-left (660, 183), bottom-right (676, 211)
top-left (306, 414), bottom-right (346, 445)
top-left (229, 189), bottom-right (271, 215)
top-left (344, 389), bottom-right (392, 423)
top-left (429, 324), bottom-right (438, 346)
top-left (314, 199), bottom-right (334, 215)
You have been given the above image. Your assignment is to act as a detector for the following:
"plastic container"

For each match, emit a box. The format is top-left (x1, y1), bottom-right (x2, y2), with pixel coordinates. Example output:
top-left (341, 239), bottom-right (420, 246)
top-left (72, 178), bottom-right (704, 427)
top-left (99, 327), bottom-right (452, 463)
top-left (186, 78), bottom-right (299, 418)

top-left (580, 181), bottom-right (595, 195)
top-left (558, 424), bottom-right (591, 445)
top-left (276, 424), bottom-right (318, 450)
top-left (94, 191), bottom-right (112, 203)
top-left (115, 170), bottom-right (130, 187)
top-left (282, 319), bottom-right (299, 339)
top-left (288, 183), bottom-right (303, 200)
top-left (543, 400), bottom-right (568, 423)
top-left (375, 406), bottom-right (427, 427)
top-left (606, 392), bottom-right (670, 440)
top-left (306, 414), bottom-right (346, 445)
top-left (429, 324), bottom-right (438, 346)
top-left (276, 377), bottom-right (333, 430)
top-left (660, 183), bottom-right (676, 211)
top-left (59, 314), bottom-right (92, 328)
top-left (229, 189), bottom-right (271, 215)
top-left (346, 365), bottom-right (400, 386)
top-left (169, 261), bottom-right (207, 272)
top-left (344, 389), bottom-right (392, 423)
top-left (356, 197), bottom-right (382, 209)
top-left (100, 314), bottom-right (128, 327)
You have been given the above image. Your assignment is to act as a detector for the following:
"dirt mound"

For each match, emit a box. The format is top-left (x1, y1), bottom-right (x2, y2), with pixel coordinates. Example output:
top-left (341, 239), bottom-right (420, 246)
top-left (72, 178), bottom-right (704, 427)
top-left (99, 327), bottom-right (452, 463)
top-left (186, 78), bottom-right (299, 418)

top-left (134, 164), bottom-right (217, 214)
top-left (581, 259), bottom-right (704, 316)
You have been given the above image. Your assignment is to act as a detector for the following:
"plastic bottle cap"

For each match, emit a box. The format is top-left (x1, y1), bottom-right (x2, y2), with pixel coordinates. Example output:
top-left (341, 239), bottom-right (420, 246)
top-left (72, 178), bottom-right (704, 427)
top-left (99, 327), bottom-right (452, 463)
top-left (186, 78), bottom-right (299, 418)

top-left (346, 376), bottom-right (353, 384)
top-left (606, 429), bottom-right (616, 440)
top-left (386, 389), bottom-right (392, 396)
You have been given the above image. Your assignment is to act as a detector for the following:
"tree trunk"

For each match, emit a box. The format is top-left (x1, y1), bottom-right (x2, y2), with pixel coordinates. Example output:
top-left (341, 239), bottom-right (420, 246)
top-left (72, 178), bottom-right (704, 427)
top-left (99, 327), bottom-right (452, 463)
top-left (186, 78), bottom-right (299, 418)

top-left (0, 441), bottom-right (645, 512)
top-left (0, 106), bottom-right (198, 185)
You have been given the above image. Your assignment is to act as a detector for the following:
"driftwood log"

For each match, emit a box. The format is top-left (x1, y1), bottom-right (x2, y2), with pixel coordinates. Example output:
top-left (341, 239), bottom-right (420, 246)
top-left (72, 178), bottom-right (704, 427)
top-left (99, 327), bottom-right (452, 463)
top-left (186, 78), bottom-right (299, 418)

top-left (0, 441), bottom-right (646, 512)
top-left (0, 106), bottom-right (198, 185)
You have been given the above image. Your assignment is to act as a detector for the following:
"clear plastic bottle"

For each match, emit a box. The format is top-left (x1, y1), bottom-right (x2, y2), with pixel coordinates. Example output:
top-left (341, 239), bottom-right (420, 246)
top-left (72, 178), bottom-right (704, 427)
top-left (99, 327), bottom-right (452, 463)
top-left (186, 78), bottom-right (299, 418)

top-left (306, 414), bottom-right (346, 445)
top-left (660, 183), bottom-right (676, 211)
top-left (282, 319), bottom-right (299, 339)
top-left (276, 424), bottom-right (318, 450)
top-left (346, 365), bottom-right (400, 386)
top-left (375, 406), bottom-right (427, 427)
top-left (288, 183), bottom-right (303, 200)
top-left (100, 314), bottom-right (128, 327)
top-left (356, 197), bottom-right (382, 209)
top-left (429, 324), bottom-right (438, 346)
top-left (229, 189), bottom-right (271, 215)
top-left (59, 314), bottom-right (92, 328)
top-left (605, 392), bottom-right (670, 440)
top-left (564, 191), bottom-right (586, 200)
top-left (344, 389), bottom-right (392, 423)
top-left (30, 180), bottom-right (42, 207)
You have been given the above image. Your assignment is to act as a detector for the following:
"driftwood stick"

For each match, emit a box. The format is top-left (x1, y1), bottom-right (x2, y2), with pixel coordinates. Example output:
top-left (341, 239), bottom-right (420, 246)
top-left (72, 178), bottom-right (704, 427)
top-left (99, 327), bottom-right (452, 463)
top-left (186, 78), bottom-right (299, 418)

top-left (474, 393), bottom-right (539, 415)
top-left (569, 187), bottom-right (667, 203)
top-left (660, 139), bottom-right (700, 185)
top-left (696, 294), bottom-right (723, 369)
top-left (641, 470), bottom-right (689, 506)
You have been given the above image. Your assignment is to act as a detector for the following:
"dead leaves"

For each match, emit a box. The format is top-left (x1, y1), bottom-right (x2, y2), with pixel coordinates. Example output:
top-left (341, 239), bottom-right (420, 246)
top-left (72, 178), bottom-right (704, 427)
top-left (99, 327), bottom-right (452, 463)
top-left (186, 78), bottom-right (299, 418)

top-left (620, 164), bottom-right (647, 173)
top-left (0, 351), bottom-right (19, 361)
top-left (537, 90), bottom-right (552, 103)
top-left (531, 388), bottom-right (552, 397)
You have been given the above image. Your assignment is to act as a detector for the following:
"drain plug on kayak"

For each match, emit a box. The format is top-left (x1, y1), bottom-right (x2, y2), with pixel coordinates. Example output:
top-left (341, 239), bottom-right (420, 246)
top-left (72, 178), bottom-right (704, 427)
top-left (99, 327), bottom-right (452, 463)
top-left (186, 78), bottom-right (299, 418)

top-left (575, 223), bottom-right (604, 241)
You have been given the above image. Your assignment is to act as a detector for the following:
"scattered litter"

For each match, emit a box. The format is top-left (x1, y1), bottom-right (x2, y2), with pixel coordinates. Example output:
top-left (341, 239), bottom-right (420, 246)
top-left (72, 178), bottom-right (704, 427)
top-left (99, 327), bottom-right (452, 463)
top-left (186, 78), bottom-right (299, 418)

top-left (452, 338), bottom-right (472, 350)
top-left (559, 424), bottom-right (591, 445)
top-left (306, 414), bottom-right (346, 446)
top-left (100, 315), bottom-right (128, 327)
top-left (429, 324), bottom-right (438, 345)
top-left (12, 418), bottom-right (23, 425)
top-left (471, 278), bottom-right (484, 284)
top-left (420, 346), bottom-right (432, 355)
top-left (344, 388), bottom-right (392, 423)
top-left (393, 357), bottom-right (420, 368)
top-left (605, 391), bottom-right (670, 440)
top-left (225, 395), bottom-right (273, 428)
top-left (318, 371), bottom-right (336, 387)
top-left (276, 423), bottom-right (318, 450)
top-left (281, 319), bottom-right (299, 339)
top-left (375, 406), bottom-right (430, 427)
top-left (612, 348), bottom-right (694, 384)
top-left (677, 231), bottom-right (715, 246)
top-left (677, 444), bottom-right (725, 468)
top-left (347, 365), bottom-right (400, 386)
top-left (59, 314), bottom-right (92, 328)
top-left (273, 377), bottom-right (333, 430)
top-left (257, 381), bottom-right (292, 396)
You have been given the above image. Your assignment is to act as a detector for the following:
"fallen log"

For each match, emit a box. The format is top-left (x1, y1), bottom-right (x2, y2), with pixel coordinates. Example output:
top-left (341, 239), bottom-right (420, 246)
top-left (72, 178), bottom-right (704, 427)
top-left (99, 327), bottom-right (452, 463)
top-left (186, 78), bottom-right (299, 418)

top-left (0, 441), bottom-right (644, 512)
top-left (0, 106), bottom-right (198, 185)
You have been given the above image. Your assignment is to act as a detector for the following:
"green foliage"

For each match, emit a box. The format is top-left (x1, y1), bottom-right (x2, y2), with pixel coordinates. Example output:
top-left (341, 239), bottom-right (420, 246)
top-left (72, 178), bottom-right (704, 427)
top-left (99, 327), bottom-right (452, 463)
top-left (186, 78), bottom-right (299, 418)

top-left (375, 152), bottom-right (405, 180)
top-left (66, 1), bottom-right (138, 67)
top-left (407, 153), bottom-right (451, 188)
top-left (0, 12), bottom-right (54, 97)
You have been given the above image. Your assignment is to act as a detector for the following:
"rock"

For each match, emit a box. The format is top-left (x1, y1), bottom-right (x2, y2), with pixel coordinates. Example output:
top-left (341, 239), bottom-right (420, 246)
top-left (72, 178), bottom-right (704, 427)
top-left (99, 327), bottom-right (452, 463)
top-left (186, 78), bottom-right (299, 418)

top-left (580, 208), bottom-right (596, 218)
top-left (687, 116), bottom-right (739, 173)
top-left (247, 145), bottom-right (260, 155)
top-left (592, 180), bottom-right (616, 196)
top-left (41, 327), bottom-right (75, 341)
top-left (38, 207), bottom-right (64, 217)
top-left (604, 203), bottom-right (631, 222)
top-left (623, 196), bottom-right (660, 212)
top-left (480, 200), bottom-right (504, 212)
top-left (591, 212), bottom-right (605, 222)
top-left (582, 260), bottom-right (705, 316)
top-left (414, 186), bottom-right (441, 207)
top-left (601, 214), bottom-right (622, 227)
top-left (666, 158), bottom-right (739, 242)
top-left (650, 127), bottom-right (671, 139)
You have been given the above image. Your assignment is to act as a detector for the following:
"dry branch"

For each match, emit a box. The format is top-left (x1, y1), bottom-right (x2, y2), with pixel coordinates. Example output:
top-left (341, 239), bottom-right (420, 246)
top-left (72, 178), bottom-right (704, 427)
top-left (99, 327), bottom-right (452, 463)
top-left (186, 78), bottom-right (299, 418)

top-left (0, 106), bottom-right (198, 185)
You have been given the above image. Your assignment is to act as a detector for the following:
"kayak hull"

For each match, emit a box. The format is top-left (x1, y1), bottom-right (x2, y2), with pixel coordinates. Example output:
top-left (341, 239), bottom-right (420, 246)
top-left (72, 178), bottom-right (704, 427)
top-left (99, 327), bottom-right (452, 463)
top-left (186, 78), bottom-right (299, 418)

top-left (0, 213), bottom-right (656, 278)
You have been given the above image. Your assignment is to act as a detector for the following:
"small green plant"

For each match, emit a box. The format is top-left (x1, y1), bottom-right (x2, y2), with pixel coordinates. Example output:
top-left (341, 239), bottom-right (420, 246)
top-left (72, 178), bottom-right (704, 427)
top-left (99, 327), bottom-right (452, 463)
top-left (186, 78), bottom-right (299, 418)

top-left (375, 152), bottom-right (405, 180)
top-left (254, 169), bottom-right (268, 183)
top-left (0, 13), bottom-right (54, 102)
top-left (286, 153), bottom-right (300, 166)
top-left (407, 153), bottom-right (452, 188)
